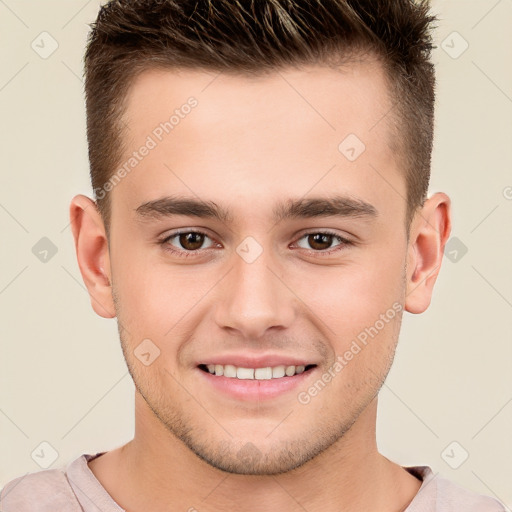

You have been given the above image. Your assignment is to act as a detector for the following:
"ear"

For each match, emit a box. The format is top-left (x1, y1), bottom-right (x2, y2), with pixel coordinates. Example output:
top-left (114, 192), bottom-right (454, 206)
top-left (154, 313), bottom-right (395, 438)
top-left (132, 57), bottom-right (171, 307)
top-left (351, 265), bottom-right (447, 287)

top-left (69, 194), bottom-right (116, 318)
top-left (405, 192), bottom-right (452, 314)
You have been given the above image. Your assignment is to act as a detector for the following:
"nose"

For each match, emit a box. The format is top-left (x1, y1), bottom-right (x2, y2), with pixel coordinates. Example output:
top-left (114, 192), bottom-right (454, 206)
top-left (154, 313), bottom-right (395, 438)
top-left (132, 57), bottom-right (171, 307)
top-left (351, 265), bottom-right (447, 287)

top-left (213, 242), bottom-right (296, 340)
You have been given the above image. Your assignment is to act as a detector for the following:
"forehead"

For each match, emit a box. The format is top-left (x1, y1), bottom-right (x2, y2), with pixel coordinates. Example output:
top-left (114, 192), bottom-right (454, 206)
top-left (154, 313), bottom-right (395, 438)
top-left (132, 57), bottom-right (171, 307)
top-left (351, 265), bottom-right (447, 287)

top-left (112, 60), bottom-right (403, 222)
top-left (122, 59), bottom-right (394, 141)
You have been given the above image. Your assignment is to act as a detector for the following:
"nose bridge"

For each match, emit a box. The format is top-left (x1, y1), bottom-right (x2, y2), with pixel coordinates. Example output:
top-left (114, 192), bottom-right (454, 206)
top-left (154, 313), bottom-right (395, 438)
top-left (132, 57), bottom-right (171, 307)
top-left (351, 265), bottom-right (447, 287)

top-left (214, 237), bottom-right (295, 339)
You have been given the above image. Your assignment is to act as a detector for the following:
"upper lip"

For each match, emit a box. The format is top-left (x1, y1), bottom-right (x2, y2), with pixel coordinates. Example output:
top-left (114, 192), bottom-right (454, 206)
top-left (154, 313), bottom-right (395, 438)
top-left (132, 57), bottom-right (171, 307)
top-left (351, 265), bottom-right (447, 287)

top-left (198, 353), bottom-right (318, 368)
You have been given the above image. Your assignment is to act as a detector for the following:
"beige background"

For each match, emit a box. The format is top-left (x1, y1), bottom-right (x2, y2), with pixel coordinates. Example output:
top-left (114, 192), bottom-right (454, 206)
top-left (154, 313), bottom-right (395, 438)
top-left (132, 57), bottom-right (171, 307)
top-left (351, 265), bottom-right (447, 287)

top-left (0, 0), bottom-right (511, 507)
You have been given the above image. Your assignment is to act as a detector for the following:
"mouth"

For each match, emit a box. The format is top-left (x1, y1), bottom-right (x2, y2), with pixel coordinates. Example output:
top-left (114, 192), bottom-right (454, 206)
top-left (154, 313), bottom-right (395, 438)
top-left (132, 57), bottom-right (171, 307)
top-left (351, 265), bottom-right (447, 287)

top-left (198, 363), bottom-right (317, 380)
top-left (196, 362), bottom-right (319, 401)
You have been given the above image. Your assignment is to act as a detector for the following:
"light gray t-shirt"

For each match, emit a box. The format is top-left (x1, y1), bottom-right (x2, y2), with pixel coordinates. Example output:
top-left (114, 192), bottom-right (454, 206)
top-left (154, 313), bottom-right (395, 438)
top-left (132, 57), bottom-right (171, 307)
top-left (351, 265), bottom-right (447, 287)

top-left (0, 452), bottom-right (506, 511)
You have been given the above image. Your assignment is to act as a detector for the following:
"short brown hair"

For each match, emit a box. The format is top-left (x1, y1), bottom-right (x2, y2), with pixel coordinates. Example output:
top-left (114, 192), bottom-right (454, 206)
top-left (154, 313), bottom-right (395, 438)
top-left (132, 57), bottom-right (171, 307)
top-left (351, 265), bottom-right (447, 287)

top-left (84, 0), bottom-right (437, 231)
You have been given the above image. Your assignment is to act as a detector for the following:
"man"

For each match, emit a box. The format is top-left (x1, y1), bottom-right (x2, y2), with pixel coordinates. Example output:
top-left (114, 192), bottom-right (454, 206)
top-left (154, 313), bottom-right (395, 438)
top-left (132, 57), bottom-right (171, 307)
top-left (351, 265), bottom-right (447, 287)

top-left (0, 0), bottom-right (506, 510)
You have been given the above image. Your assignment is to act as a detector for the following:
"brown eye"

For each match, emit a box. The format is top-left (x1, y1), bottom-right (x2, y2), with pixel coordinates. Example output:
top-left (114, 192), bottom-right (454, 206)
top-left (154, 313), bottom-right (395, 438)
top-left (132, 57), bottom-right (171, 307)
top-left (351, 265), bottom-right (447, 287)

top-left (178, 232), bottom-right (205, 250)
top-left (294, 231), bottom-right (351, 255)
top-left (306, 233), bottom-right (335, 251)
top-left (164, 231), bottom-right (215, 253)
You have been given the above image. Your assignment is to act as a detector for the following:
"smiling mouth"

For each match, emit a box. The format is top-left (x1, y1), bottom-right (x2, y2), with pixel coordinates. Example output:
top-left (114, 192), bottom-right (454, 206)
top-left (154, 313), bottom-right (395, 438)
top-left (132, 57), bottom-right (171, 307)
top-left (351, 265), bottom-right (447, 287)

top-left (198, 363), bottom-right (317, 380)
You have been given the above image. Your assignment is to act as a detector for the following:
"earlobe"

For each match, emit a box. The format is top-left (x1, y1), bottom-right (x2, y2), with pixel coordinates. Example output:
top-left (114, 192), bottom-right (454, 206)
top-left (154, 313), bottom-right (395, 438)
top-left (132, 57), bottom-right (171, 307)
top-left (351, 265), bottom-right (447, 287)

top-left (69, 194), bottom-right (116, 319)
top-left (405, 192), bottom-right (452, 314)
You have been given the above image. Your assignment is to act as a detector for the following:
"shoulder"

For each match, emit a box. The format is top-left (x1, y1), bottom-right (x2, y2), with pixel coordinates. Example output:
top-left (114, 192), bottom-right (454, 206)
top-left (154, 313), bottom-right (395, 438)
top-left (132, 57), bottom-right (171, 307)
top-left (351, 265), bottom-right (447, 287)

top-left (0, 468), bottom-right (81, 512)
top-left (407, 466), bottom-right (507, 512)
top-left (435, 473), bottom-right (506, 512)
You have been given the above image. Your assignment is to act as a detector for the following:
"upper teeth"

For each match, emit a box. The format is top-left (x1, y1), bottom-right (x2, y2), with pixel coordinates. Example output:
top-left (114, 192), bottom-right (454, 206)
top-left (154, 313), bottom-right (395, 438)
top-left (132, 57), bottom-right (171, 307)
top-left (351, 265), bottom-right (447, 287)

top-left (205, 364), bottom-right (306, 379)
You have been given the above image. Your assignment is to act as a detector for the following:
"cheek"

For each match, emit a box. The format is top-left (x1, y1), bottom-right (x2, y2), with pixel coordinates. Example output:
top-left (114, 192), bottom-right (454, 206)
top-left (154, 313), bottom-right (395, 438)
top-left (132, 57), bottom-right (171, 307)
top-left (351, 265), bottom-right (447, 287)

top-left (322, 306), bottom-right (402, 403)
top-left (111, 248), bottom-right (219, 346)
top-left (110, 243), bottom-right (168, 333)
top-left (300, 255), bottom-right (405, 338)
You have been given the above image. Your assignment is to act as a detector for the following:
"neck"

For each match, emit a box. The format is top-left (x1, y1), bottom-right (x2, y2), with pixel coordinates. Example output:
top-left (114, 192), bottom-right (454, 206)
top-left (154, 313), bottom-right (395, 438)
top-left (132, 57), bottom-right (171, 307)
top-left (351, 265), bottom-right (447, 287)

top-left (90, 393), bottom-right (421, 512)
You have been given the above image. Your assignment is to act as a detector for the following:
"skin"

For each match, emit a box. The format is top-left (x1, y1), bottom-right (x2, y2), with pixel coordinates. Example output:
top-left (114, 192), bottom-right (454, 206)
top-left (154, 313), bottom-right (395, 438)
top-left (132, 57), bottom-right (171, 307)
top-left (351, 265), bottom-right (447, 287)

top-left (70, 57), bottom-right (451, 512)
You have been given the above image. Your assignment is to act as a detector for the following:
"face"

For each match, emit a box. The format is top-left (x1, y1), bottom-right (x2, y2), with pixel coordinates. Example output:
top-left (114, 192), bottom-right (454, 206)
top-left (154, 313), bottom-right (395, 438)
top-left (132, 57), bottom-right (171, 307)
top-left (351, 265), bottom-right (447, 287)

top-left (105, 60), bottom-right (411, 475)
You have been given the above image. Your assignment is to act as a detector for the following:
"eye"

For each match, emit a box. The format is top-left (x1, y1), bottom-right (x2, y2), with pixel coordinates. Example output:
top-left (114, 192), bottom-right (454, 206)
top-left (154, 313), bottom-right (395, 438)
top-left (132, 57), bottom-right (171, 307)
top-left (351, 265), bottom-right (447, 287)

top-left (158, 229), bottom-right (353, 259)
top-left (294, 231), bottom-right (352, 254)
top-left (161, 230), bottom-right (216, 257)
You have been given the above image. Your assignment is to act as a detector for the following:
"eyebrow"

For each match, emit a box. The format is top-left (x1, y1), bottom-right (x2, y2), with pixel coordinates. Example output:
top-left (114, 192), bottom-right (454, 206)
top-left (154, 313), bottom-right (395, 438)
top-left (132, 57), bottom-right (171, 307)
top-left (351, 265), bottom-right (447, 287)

top-left (135, 194), bottom-right (378, 224)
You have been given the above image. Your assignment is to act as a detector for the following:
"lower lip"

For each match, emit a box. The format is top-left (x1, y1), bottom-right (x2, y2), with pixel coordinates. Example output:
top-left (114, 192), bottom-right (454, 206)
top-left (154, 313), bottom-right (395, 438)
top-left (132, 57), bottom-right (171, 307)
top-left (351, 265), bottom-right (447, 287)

top-left (196, 367), bottom-right (317, 401)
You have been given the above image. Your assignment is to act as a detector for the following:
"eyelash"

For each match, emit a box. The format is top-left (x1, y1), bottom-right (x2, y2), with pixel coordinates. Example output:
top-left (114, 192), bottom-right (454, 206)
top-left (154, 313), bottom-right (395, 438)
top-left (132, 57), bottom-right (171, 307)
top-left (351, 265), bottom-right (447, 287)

top-left (158, 229), bottom-right (353, 259)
